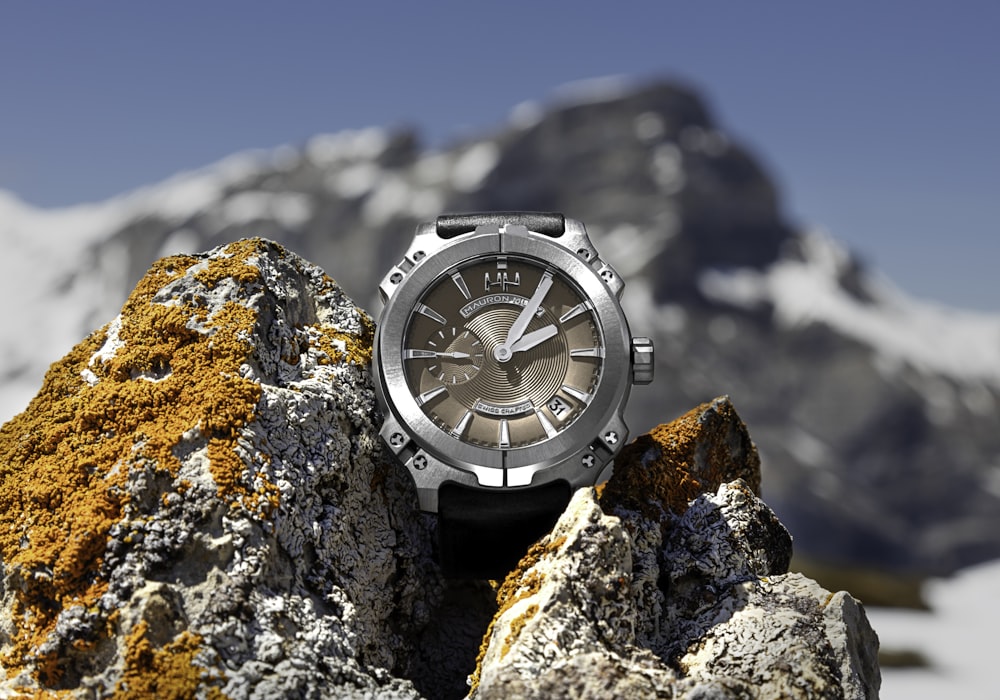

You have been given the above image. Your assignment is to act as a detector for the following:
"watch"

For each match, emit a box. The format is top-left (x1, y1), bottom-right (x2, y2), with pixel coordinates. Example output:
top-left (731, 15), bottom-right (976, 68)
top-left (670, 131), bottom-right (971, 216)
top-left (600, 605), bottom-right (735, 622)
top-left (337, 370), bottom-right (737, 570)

top-left (373, 212), bottom-right (653, 579)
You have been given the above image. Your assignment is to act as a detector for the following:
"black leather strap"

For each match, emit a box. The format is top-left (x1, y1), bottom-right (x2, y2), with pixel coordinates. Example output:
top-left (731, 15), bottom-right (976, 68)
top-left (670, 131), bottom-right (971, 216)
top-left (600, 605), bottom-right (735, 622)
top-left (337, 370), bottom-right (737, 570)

top-left (437, 480), bottom-right (572, 579)
top-left (436, 212), bottom-right (565, 238)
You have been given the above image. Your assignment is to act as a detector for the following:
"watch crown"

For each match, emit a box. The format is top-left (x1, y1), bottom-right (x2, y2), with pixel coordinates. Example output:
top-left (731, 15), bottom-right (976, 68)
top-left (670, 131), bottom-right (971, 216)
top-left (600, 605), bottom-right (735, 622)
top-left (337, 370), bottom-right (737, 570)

top-left (630, 336), bottom-right (654, 385)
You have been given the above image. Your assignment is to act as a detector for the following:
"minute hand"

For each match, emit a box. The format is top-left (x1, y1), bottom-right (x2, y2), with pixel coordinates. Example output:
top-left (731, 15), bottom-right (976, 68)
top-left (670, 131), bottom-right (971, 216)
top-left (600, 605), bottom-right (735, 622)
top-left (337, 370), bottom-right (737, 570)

top-left (504, 272), bottom-right (553, 348)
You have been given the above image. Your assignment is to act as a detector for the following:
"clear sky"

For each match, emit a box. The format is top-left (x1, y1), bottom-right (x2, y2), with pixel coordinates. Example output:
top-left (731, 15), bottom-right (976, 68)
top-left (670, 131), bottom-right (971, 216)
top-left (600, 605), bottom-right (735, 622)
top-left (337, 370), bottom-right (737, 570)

top-left (1, 1), bottom-right (997, 311)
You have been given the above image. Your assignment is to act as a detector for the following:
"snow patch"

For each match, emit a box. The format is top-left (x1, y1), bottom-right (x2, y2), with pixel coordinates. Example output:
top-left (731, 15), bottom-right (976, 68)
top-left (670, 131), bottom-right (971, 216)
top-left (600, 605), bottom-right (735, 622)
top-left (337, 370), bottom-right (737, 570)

top-left (451, 142), bottom-right (499, 192)
top-left (361, 174), bottom-right (411, 227)
top-left (508, 100), bottom-right (544, 131)
top-left (699, 231), bottom-right (1000, 387)
top-left (157, 228), bottom-right (202, 258)
top-left (306, 128), bottom-right (388, 166)
top-left (221, 191), bottom-right (313, 229)
top-left (601, 222), bottom-right (676, 278)
top-left (867, 558), bottom-right (1000, 700)
top-left (328, 162), bottom-right (380, 199)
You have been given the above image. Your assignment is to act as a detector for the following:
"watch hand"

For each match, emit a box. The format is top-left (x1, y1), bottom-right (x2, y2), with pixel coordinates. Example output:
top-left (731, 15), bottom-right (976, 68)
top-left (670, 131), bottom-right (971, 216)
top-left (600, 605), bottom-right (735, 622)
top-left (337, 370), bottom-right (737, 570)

top-left (495, 272), bottom-right (553, 362)
top-left (406, 349), bottom-right (472, 360)
top-left (509, 325), bottom-right (557, 353)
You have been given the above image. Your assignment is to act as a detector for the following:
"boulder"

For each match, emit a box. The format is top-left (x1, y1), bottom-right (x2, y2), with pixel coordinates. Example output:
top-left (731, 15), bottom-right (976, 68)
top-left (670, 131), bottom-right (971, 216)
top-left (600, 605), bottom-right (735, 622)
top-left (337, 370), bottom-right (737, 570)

top-left (0, 239), bottom-right (879, 698)
top-left (474, 399), bottom-right (880, 698)
top-left (0, 239), bottom-right (436, 697)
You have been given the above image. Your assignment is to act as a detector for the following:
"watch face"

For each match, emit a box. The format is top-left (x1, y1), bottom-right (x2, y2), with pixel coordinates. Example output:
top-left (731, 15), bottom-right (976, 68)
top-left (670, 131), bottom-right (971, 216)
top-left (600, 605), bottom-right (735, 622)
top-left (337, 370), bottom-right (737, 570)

top-left (401, 254), bottom-right (603, 449)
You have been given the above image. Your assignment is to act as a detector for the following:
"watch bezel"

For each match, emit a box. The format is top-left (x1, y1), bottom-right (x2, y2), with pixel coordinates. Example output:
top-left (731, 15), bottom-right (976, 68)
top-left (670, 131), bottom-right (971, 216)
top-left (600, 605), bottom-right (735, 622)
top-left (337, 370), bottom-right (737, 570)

top-left (374, 226), bottom-right (633, 497)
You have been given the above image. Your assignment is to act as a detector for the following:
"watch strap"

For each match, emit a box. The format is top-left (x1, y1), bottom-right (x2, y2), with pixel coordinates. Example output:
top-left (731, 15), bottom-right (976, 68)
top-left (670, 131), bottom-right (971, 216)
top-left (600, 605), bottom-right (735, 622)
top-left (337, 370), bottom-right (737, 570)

top-left (436, 211), bottom-right (565, 238)
top-left (437, 480), bottom-right (572, 579)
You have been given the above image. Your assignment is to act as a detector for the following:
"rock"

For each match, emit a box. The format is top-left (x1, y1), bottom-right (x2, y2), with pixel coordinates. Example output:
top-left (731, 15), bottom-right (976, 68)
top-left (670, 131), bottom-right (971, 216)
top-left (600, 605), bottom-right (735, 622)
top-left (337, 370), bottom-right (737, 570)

top-left (473, 400), bottom-right (880, 699)
top-left (0, 239), bottom-right (438, 697)
top-left (1, 240), bottom-right (880, 698)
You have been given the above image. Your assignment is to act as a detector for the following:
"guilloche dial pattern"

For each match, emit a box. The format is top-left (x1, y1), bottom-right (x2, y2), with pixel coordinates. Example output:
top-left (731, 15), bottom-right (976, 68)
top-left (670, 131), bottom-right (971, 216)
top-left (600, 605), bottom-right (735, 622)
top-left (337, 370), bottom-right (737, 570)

top-left (402, 256), bottom-right (603, 449)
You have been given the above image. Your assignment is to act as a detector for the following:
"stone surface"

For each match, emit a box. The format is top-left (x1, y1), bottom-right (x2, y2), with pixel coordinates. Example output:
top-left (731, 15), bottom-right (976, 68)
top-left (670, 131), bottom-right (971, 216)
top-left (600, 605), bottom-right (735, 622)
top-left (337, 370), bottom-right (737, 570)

top-left (1, 241), bottom-right (880, 698)
top-left (0, 239), bottom-right (439, 697)
top-left (474, 400), bottom-right (880, 699)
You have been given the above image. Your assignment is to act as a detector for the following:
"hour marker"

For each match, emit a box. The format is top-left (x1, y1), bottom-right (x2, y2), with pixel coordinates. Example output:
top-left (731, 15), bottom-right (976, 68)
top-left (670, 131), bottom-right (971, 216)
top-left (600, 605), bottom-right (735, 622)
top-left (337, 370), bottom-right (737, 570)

top-left (561, 384), bottom-right (592, 403)
top-left (416, 385), bottom-right (447, 406)
top-left (497, 256), bottom-right (508, 270)
top-left (570, 347), bottom-right (605, 358)
top-left (415, 303), bottom-right (447, 324)
top-left (534, 409), bottom-right (558, 439)
top-left (499, 419), bottom-right (511, 448)
top-left (559, 301), bottom-right (593, 324)
top-left (403, 349), bottom-right (437, 359)
top-left (452, 410), bottom-right (472, 438)
top-left (451, 272), bottom-right (472, 300)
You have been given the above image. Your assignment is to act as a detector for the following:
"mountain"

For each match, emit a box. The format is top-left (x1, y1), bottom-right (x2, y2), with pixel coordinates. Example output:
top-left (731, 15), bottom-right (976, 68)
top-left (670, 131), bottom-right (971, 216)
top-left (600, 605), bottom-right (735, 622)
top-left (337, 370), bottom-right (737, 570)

top-left (2, 79), bottom-right (998, 576)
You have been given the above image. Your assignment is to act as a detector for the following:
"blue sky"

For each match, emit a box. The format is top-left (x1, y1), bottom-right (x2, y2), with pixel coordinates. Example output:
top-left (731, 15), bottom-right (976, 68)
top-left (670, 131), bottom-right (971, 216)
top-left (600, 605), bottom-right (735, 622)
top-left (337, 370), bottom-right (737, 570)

top-left (2, 1), bottom-right (997, 310)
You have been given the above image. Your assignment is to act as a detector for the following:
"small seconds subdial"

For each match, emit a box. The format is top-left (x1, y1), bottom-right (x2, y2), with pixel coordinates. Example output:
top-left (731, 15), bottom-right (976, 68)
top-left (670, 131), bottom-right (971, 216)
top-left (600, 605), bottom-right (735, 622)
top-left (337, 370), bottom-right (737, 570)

top-left (405, 327), bottom-right (484, 385)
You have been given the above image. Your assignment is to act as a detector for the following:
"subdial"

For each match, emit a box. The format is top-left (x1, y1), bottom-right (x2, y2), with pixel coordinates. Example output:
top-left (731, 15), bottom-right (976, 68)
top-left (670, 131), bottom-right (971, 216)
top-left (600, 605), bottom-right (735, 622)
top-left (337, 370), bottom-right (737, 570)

top-left (425, 327), bottom-right (484, 385)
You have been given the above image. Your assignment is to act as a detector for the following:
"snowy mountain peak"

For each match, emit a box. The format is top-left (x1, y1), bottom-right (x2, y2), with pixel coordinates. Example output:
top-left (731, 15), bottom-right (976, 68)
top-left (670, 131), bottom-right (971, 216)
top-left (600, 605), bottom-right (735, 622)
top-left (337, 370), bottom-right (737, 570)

top-left (1, 79), bottom-right (998, 576)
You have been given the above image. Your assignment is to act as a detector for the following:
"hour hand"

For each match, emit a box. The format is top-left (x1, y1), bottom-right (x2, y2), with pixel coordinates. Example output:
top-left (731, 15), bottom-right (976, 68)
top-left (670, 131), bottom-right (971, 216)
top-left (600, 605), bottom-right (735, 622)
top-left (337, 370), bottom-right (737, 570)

top-left (504, 272), bottom-right (553, 347)
top-left (509, 325), bottom-right (557, 353)
top-left (495, 271), bottom-right (553, 363)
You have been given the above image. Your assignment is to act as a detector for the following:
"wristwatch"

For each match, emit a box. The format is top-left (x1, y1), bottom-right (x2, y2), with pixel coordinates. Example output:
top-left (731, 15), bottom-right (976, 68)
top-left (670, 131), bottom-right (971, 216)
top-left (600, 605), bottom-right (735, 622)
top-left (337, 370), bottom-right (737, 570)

top-left (373, 212), bottom-right (653, 579)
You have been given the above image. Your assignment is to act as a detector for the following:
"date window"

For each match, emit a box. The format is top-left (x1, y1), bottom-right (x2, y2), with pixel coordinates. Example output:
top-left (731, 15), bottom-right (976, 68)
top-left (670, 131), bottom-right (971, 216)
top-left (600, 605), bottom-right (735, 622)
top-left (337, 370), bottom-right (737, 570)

top-left (547, 396), bottom-right (570, 419)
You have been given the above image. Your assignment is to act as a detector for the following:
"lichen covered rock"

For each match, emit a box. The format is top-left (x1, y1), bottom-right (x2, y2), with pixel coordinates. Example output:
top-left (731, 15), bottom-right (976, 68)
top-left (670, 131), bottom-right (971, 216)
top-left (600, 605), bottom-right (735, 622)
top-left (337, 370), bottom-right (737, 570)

top-left (0, 238), bottom-right (435, 697)
top-left (1, 240), bottom-right (880, 698)
top-left (473, 400), bottom-right (880, 699)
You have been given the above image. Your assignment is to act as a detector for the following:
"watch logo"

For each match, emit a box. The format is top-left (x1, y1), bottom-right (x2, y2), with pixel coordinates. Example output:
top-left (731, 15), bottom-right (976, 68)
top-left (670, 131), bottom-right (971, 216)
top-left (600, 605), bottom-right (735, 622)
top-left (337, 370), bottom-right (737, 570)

top-left (485, 271), bottom-right (520, 293)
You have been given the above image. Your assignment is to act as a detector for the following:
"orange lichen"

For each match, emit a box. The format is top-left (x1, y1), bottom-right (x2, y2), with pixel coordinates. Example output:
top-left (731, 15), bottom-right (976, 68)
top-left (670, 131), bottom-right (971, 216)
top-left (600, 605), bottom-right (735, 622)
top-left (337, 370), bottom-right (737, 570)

top-left (309, 310), bottom-right (375, 367)
top-left (503, 603), bottom-right (539, 660)
top-left (469, 535), bottom-right (567, 692)
top-left (600, 398), bottom-right (760, 520)
top-left (112, 621), bottom-right (225, 700)
top-left (0, 239), bottom-right (286, 685)
top-left (193, 237), bottom-right (269, 290)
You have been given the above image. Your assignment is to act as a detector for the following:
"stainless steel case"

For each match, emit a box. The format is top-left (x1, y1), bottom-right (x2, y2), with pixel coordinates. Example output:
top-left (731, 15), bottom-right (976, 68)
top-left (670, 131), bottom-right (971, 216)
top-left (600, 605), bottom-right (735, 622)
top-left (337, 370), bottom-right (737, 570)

top-left (373, 218), bottom-right (637, 513)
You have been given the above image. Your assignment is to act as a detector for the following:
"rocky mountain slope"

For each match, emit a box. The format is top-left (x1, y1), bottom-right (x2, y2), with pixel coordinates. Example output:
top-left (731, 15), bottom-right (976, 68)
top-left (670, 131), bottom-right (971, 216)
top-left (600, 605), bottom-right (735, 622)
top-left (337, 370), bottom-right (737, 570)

top-left (2, 79), bottom-right (998, 576)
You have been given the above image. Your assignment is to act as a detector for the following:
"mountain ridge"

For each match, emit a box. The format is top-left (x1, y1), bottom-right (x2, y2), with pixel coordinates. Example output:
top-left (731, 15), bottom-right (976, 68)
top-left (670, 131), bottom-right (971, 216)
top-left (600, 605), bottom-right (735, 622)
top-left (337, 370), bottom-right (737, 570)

top-left (2, 79), bottom-right (998, 575)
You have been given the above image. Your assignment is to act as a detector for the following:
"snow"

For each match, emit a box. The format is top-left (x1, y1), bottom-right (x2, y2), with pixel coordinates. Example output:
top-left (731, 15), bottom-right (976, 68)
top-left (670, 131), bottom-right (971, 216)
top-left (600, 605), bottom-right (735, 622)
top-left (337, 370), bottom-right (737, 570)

top-left (220, 191), bottom-right (313, 229)
top-left (699, 230), bottom-right (1000, 387)
top-left (866, 558), bottom-right (1000, 699)
top-left (450, 142), bottom-right (499, 192)
top-left (328, 161), bottom-right (381, 199)
top-left (361, 174), bottom-right (412, 227)
top-left (306, 127), bottom-right (388, 166)
top-left (0, 145), bottom-right (300, 425)
top-left (601, 222), bottom-right (677, 278)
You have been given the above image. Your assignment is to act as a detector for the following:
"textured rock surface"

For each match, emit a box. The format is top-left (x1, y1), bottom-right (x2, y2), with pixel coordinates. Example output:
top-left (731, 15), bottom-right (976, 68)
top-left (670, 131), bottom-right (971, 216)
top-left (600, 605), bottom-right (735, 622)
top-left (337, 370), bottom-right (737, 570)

top-left (0, 239), bottom-right (439, 697)
top-left (1, 241), bottom-right (879, 698)
top-left (474, 400), bottom-right (880, 699)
